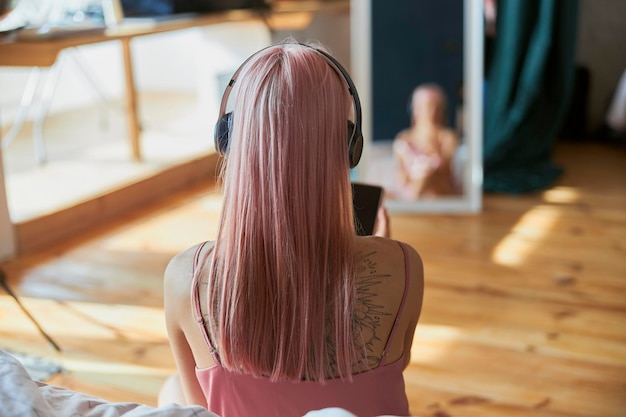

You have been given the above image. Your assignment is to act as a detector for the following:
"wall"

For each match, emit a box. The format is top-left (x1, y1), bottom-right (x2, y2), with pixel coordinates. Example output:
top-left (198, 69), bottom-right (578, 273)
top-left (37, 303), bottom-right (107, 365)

top-left (270, 10), bottom-right (351, 72)
top-left (576, 0), bottom-right (626, 133)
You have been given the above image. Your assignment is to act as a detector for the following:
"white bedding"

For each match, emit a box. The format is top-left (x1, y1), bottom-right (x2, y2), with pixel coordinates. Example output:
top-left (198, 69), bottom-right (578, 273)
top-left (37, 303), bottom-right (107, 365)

top-left (0, 349), bottom-right (394, 417)
top-left (0, 349), bottom-right (218, 417)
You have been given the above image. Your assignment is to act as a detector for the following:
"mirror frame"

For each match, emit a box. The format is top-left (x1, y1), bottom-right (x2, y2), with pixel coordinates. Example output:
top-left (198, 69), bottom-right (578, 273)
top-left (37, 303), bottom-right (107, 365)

top-left (350, 0), bottom-right (483, 213)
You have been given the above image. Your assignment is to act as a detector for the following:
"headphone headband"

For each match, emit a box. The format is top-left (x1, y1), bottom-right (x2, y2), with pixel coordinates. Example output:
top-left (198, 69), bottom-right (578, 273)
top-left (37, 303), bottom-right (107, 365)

top-left (214, 42), bottom-right (363, 168)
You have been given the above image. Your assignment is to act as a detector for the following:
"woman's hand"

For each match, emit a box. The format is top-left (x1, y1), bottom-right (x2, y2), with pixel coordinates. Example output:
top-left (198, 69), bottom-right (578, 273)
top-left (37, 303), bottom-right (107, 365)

top-left (373, 205), bottom-right (390, 238)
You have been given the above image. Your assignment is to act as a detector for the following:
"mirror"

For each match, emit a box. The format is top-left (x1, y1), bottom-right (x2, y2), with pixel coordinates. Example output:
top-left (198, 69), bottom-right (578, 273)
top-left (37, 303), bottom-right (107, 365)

top-left (350, 0), bottom-right (483, 213)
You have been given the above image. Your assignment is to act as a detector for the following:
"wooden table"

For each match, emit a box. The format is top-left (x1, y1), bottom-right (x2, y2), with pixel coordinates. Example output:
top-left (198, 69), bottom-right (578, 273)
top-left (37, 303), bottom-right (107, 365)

top-left (0, 1), bottom-right (349, 161)
top-left (0, 10), bottom-right (266, 160)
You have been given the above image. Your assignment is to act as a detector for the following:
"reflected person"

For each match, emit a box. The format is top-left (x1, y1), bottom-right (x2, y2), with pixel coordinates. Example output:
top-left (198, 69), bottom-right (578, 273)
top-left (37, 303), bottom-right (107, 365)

top-left (392, 84), bottom-right (461, 200)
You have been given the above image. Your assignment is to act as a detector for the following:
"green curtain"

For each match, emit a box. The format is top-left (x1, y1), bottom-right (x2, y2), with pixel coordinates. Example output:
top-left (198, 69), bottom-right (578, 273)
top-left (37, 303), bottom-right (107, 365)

top-left (483, 0), bottom-right (579, 193)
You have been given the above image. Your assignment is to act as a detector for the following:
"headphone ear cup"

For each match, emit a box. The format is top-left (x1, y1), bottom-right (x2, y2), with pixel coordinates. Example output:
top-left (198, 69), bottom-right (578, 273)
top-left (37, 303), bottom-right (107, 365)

top-left (347, 120), bottom-right (363, 169)
top-left (214, 112), bottom-right (233, 156)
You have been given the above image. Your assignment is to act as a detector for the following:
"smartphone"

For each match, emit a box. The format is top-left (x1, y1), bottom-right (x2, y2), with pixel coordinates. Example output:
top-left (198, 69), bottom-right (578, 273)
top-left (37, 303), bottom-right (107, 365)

top-left (352, 182), bottom-right (384, 236)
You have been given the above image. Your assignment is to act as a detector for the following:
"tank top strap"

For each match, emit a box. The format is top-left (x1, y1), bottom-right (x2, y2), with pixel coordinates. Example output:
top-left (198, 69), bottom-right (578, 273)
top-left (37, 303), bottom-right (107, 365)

top-left (190, 241), bottom-right (220, 364)
top-left (379, 240), bottom-right (412, 367)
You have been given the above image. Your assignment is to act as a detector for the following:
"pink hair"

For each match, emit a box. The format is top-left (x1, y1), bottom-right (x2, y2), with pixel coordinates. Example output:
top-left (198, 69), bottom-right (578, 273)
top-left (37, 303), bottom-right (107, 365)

top-left (204, 42), bottom-right (359, 382)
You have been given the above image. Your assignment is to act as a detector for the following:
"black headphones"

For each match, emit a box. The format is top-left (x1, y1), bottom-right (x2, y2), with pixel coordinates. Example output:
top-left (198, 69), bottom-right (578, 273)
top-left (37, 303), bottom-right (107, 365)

top-left (213, 43), bottom-right (364, 169)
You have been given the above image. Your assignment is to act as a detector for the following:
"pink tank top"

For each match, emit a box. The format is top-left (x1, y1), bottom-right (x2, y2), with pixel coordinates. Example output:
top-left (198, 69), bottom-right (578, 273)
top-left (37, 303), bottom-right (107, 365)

top-left (191, 241), bottom-right (412, 417)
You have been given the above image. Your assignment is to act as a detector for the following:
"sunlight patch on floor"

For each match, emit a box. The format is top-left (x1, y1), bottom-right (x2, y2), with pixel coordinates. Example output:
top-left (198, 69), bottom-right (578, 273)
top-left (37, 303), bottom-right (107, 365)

top-left (0, 296), bottom-right (167, 341)
top-left (491, 205), bottom-right (562, 267)
top-left (410, 324), bottom-right (463, 363)
top-left (541, 186), bottom-right (581, 204)
top-left (492, 186), bottom-right (583, 267)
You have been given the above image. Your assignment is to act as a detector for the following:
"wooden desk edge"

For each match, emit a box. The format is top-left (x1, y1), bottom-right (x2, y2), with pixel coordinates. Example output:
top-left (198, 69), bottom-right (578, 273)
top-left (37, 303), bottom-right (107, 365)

top-left (0, 2), bottom-right (350, 67)
top-left (0, 11), bottom-right (261, 67)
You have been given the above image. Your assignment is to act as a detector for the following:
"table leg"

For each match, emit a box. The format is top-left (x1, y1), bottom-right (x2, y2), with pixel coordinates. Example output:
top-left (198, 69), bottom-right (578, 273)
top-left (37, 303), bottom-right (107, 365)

top-left (121, 38), bottom-right (141, 160)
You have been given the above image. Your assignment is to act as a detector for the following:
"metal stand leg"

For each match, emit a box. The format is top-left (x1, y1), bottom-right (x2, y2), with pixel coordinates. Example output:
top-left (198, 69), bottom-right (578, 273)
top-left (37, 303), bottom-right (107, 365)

top-left (33, 53), bottom-right (65, 165)
top-left (2, 47), bottom-right (114, 165)
top-left (68, 47), bottom-right (113, 130)
top-left (1, 68), bottom-right (42, 150)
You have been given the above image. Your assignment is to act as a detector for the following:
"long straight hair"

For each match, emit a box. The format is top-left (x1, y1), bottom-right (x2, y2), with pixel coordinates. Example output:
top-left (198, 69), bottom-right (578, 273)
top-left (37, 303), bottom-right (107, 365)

top-left (204, 42), bottom-right (359, 382)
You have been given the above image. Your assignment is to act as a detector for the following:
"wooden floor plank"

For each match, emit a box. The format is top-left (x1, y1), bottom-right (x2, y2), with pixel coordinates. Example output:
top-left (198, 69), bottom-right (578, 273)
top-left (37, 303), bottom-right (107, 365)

top-left (407, 338), bottom-right (626, 417)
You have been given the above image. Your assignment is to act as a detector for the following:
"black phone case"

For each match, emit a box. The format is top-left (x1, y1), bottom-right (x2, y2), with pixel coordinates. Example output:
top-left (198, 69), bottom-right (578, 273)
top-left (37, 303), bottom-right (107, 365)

top-left (352, 182), bottom-right (383, 236)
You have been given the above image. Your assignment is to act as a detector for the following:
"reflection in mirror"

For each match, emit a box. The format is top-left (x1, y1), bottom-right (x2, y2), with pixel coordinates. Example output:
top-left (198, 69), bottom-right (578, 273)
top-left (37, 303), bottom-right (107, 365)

top-left (351, 0), bottom-right (483, 213)
top-left (384, 83), bottom-right (462, 201)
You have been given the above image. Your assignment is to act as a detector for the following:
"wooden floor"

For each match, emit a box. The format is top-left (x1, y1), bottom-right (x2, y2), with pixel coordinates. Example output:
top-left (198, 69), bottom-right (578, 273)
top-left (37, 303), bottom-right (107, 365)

top-left (0, 139), bottom-right (625, 417)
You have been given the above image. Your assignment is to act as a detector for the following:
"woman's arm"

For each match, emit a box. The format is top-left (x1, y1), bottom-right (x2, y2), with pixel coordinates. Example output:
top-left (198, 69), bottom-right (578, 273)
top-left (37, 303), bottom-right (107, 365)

top-left (401, 245), bottom-right (424, 369)
top-left (438, 129), bottom-right (459, 164)
top-left (162, 250), bottom-right (208, 407)
top-left (393, 137), bottom-right (412, 186)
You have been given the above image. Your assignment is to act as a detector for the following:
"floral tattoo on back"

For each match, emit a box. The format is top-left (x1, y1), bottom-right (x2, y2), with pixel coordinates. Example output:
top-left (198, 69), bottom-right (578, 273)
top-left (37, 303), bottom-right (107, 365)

top-left (353, 250), bottom-right (392, 368)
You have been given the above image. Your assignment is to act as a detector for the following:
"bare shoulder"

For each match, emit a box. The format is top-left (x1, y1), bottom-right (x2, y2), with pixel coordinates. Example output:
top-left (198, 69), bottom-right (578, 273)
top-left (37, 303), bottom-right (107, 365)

top-left (394, 130), bottom-right (411, 147)
top-left (355, 236), bottom-right (423, 295)
top-left (164, 242), bottom-right (215, 299)
top-left (439, 128), bottom-right (459, 152)
top-left (395, 128), bottom-right (410, 139)
top-left (396, 240), bottom-right (424, 315)
top-left (163, 241), bottom-right (216, 342)
top-left (356, 236), bottom-right (422, 267)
